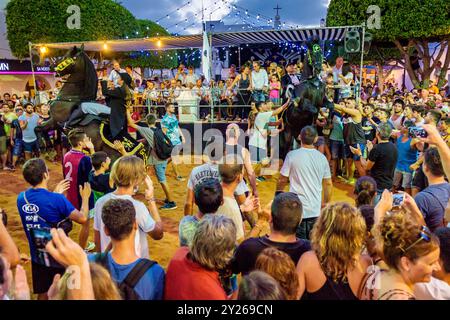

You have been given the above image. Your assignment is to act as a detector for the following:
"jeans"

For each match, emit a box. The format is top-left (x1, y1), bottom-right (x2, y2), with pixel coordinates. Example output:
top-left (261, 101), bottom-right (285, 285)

top-left (296, 217), bottom-right (318, 240)
top-left (252, 90), bottom-right (266, 103)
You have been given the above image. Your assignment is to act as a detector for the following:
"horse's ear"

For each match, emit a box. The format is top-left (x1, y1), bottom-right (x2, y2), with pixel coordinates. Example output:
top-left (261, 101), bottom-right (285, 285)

top-left (80, 44), bottom-right (85, 52)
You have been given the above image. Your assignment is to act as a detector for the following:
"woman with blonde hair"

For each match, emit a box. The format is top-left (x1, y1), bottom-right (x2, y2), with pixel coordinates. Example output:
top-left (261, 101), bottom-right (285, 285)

top-left (296, 202), bottom-right (371, 300)
top-left (255, 247), bottom-right (300, 300)
top-left (48, 263), bottom-right (122, 300)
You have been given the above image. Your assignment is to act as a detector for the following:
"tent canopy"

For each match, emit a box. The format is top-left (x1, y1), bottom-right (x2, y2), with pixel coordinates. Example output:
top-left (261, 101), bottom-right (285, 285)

top-left (32, 26), bottom-right (360, 52)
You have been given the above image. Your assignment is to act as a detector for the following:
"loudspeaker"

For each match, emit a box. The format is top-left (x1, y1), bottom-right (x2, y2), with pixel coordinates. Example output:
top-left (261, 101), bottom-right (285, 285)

top-left (363, 32), bottom-right (373, 54)
top-left (344, 28), bottom-right (361, 53)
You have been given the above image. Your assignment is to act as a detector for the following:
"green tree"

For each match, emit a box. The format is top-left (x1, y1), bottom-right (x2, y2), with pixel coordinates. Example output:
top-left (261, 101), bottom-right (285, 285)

top-left (326, 0), bottom-right (450, 89)
top-left (6, 0), bottom-right (137, 58)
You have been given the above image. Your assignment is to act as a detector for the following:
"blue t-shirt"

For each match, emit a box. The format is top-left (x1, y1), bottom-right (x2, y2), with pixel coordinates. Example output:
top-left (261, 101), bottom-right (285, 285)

top-left (88, 253), bottom-right (165, 300)
top-left (415, 183), bottom-right (450, 231)
top-left (396, 135), bottom-right (418, 172)
top-left (17, 188), bottom-right (75, 265)
top-left (18, 113), bottom-right (40, 143)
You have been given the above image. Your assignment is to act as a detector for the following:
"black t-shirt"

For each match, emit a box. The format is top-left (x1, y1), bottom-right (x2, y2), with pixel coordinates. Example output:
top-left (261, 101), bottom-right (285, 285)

top-left (362, 116), bottom-right (379, 142)
top-left (11, 119), bottom-right (22, 140)
top-left (368, 142), bottom-right (398, 190)
top-left (88, 171), bottom-right (115, 194)
top-left (231, 236), bottom-right (311, 275)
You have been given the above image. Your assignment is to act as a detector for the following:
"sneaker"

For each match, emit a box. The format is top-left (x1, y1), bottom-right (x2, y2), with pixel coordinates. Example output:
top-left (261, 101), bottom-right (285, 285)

top-left (176, 176), bottom-right (186, 182)
top-left (84, 241), bottom-right (96, 252)
top-left (160, 202), bottom-right (178, 210)
top-left (347, 178), bottom-right (357, 186)
top-left (256, 176), bottom-right (266, 182)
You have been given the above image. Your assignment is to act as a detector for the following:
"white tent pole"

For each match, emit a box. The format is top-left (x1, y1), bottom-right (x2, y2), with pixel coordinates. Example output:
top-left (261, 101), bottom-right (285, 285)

top-left (358, 25), bottom-right (365, 105)
top-left (28, 42), bottom-right (37, 101)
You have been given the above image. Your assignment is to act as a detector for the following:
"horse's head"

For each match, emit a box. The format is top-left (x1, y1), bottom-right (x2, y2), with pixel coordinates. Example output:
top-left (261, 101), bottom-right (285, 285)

top-left (54, 45), bottom-right (84, 77)
top-left (302, 37), bottom-right (324, 80)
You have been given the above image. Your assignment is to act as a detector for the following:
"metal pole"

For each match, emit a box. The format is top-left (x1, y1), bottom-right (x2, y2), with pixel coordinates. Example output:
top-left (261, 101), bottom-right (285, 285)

top-left (238, 45), bottom-right (241, 69)
top-left (28, 42), bottom-right (37, 101)
top-left (358, 25), bottom-right (365, 105)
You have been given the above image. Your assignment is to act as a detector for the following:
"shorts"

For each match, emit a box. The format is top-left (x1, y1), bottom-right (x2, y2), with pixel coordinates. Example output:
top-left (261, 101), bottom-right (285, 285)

top-left (393, 169), bottom-right (413, 189)
top-left (154, 161), bottom-right (168, 183)
top-left (12, 138), bottom-right (24, 156)
top-left (314, 136), bottom-right (326, 148)
top-left (249, 145), bottom-right (267, 164)
top-left (31, 261), bottom-right (65, 294)
top-left (345, 143), bottom-right (366, 161)
top-left (330, 140), bottom-right (345, 160)
top-left (23, 140), bottom-right (40, 153)
top-left (0, 136), bottom-right (6, 154)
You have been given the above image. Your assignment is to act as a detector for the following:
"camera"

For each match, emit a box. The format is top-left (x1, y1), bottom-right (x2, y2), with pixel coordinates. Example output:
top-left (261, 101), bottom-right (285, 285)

top-left (392, 193), bottom-right (404, 207)
top-left (408, 126), bottom-right (427, 138)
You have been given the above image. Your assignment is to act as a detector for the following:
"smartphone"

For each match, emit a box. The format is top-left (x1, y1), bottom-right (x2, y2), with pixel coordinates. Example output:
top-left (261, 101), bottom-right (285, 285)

top-left (408, 126), bottom-right (427, 138)
top-left (392, 193), bottom-right (404, 207)
top-left (30, 228), bottom-right (59, 267)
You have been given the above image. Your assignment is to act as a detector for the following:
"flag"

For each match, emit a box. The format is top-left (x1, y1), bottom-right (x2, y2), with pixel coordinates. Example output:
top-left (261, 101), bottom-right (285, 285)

top-left (202, 31), bottom-right (211, 82)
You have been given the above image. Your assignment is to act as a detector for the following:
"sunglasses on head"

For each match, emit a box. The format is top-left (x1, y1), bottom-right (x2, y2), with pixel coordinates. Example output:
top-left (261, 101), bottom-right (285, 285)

top-left (400, 225), bottom-right (431, 253)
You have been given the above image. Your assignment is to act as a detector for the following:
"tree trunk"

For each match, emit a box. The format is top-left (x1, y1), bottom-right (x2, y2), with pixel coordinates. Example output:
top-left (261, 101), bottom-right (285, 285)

top-left (438, 41), bottom-right (450, 88)
top-left (394, 40), bottom-right (421, 89)
top-left (377, 63), bottom-right (384, 93)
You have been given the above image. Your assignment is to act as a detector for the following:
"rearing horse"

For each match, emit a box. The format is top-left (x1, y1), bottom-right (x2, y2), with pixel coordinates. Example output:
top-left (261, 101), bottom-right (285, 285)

top-left (280, 38), bottom-right (333, 159)
top-left (36, 46), bottom-right (146, 163)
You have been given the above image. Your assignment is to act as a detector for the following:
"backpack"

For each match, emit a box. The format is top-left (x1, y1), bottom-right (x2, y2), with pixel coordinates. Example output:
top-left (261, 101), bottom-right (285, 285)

top-left (151, 127), bottom-right (174, 160)
top-left (95, 253), bottom-right (156, 300)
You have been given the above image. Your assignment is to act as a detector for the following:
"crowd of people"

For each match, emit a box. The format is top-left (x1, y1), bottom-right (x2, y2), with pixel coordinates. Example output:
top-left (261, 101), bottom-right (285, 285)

top-left (1, 53), bottom-right (450, 301)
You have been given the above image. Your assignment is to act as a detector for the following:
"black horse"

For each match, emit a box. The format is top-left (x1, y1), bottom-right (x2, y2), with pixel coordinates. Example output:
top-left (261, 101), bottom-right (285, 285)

top-left (36, 46), bottom-right (146, 163)
top-left (280, 39), bottom-right (333, 159)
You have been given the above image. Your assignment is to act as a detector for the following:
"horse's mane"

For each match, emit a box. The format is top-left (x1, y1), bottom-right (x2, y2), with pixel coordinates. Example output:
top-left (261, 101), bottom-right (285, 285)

top-left (80, 52), bottom-right (98, 101)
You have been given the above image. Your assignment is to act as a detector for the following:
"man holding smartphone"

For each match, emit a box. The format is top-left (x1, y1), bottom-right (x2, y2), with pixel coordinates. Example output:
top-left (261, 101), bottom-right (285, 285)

top-left (17, 158), bottom-right (90, 300)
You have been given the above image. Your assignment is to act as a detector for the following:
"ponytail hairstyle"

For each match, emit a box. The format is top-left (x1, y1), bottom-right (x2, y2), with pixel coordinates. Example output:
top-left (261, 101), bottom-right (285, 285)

top-left (354, 176), bottom-right (377, 207)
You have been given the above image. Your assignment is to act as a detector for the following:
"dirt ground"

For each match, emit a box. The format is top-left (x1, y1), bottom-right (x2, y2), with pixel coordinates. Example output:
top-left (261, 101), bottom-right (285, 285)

top-left (0, 158), bottom-right (355, 291)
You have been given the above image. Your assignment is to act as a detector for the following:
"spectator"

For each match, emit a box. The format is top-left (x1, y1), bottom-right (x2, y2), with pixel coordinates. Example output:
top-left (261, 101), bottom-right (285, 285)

top-left (92, 198), bottom-right (165, 300)
top-left (218, 161), bottom-right (260, 243)
top-left (126, 111), bottom-right (177, 210)
top-left (296, 202), bottom-right (371, 300)
top-left (393, 120), bottom-right (419, 194)
top-left (9, 105), bottom-right (24, 170)
top-left (414, 227), bottom-right (450, 299)
top-left (390, 99), bottom-right (405, 130)
top-left (108, 60), bottom-right (126, 88)
top-left (251, 61), bottom-right (269, 103)
top-left (351, 123), bottom-right (398, 203)
top-left (88, 151), bottom-right (115, 202)
top-left (93, 156), bottom-right (163, 258)
top-left (249, 100), bottom-right (290, 182)
top-left (185, 66), bottom-right (198, 86)
top-left (334, 98), bottom-right (366, 183)
top-left (329, 109), bottom-right (345, 180)
top-left (17, 158), bottom-right (90, 299)
top-left (161, 103), bottom-right (186, 183)
top-left (0, 256), bottom-right (30, 300)
top-left (183, 137), bottom-right (249, 216)
top-left (277, 126), bottom-right (332, 240)
top-left (165, 215), bottom-right (236, 300)
top-left (362, 193), bottom-right (441, 300)
top-left (232, 192), bottom-right (310, 275)
top-left (178, 179), bottom-right (223, 247)
top-left (254, 247), bottom-right (300, 300)
top-left (354, 176), bottom-right (377, 207)
top-left (0, 110), bottom-right (7, 170)
top-left (414, 148), bottom-right (450, 231)
top-left (18, 103), bottom-right (40, 160)
top-left (237, 271), bottom-right (287, 300)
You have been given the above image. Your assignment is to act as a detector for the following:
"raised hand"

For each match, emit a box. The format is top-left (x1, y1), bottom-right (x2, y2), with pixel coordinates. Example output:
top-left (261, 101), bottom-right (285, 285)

top-left (54, 179), bottom-right (70, 194)
top-left (79, 182), bottom-right (91, 201)
top-left (13, 265), bottom-right (30, 300)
